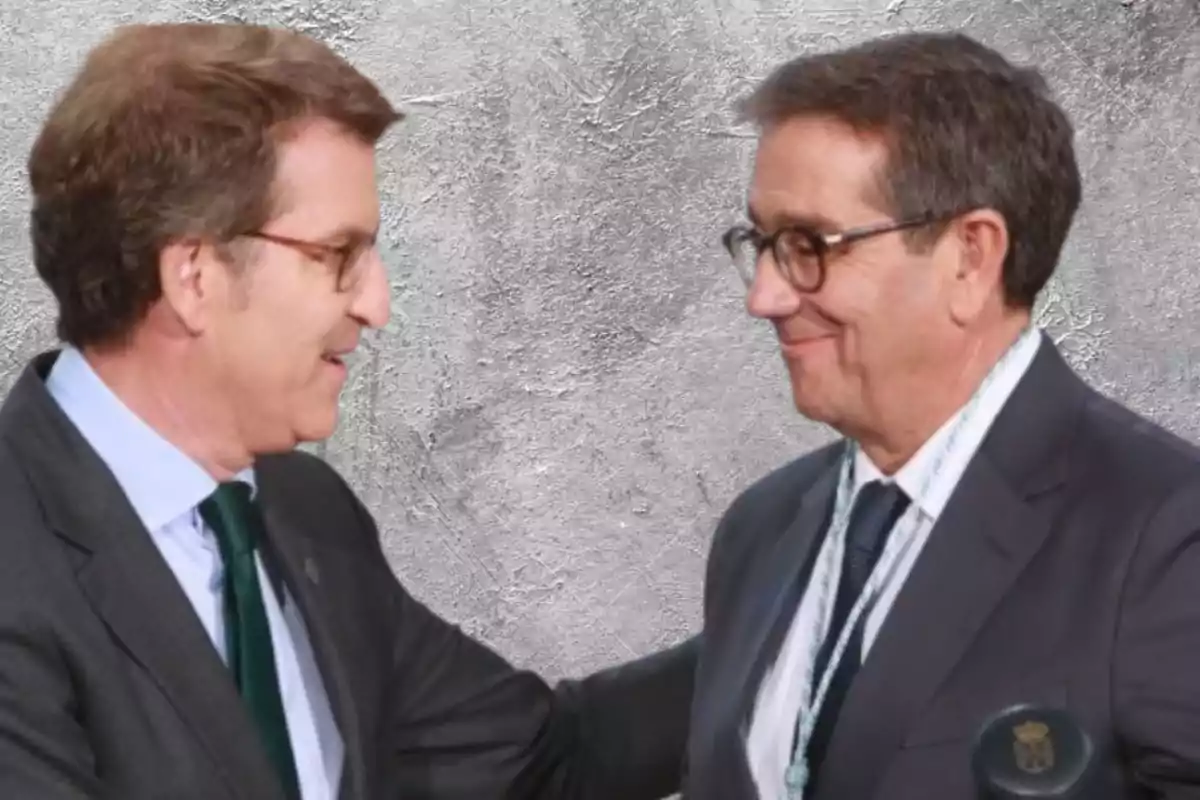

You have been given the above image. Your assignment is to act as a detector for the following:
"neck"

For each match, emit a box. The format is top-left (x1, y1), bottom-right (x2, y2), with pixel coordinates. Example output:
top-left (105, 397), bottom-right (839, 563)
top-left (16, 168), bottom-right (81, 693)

top-left (857, 314), bottom-right (1030, 475)
top-left (82, 337), bottom-right (250, 481)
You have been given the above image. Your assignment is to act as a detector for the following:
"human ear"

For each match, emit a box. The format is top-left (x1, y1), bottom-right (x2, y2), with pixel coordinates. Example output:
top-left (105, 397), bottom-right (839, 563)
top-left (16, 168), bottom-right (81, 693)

top-left (946, 209), bottom-right (1009, 325)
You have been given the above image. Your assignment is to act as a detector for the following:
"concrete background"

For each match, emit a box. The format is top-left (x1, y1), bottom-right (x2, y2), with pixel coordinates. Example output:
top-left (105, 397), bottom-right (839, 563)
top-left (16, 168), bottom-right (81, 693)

top-left (1, 0), bottom-right (1198, 685)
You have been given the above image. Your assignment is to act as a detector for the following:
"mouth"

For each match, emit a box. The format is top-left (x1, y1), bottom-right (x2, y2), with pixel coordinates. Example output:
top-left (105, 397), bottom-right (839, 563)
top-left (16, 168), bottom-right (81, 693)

top-left (778, 333), bottom-right (836, 358)
top-left (321, 352), bottom-right (351, 374)
top-left (779, 333), bottom-right (832, 345)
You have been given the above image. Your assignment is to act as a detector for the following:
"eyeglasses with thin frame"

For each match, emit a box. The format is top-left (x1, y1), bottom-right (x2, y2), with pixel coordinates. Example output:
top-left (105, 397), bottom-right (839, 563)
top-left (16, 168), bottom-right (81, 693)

top-left (242, 231), bottom-right (375, 292)
top-left (721, 212), bottom-right (951, 293)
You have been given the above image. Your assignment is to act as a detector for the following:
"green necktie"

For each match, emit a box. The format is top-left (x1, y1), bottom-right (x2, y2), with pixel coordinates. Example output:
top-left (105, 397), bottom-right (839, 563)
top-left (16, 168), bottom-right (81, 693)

top-left (199, 482), bottom-right (301, 800)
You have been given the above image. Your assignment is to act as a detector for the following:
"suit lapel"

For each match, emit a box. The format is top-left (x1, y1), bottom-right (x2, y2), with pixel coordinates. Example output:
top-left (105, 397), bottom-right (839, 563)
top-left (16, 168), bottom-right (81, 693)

top-left (74, 519), bottom-right (286, 800)
top-left (811, 335), bottom-right (1084, 800)
top-left (1, 355), bottom-right (283, 800)
top-left (256, 465), bottom-right (366, 800)
top-left (812, 455), bottom-right (1055, 800)
top-left (729, 451), bottom-right (843, 736)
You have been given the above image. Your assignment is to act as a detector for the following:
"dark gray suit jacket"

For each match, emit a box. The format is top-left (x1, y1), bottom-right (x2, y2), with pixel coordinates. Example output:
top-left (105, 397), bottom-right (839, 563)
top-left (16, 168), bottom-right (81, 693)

top-left (0, 351), bottom-right (697, 800)
top-left (685, 335), bottom-right (1200, 799)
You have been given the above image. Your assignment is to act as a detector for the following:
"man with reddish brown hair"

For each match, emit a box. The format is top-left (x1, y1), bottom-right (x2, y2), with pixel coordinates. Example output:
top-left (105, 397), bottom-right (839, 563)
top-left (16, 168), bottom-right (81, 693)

top-left (0, 22), bottom-right (694, 800)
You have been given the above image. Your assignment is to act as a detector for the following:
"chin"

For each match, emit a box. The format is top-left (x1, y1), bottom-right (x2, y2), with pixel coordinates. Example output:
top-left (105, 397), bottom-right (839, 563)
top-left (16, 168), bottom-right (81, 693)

top-left (294, 407), bottom-right (340, 444)
top-left (786, 365), bottom-right (843, 427)
top-left (792, 392), bottom-right (839, 426)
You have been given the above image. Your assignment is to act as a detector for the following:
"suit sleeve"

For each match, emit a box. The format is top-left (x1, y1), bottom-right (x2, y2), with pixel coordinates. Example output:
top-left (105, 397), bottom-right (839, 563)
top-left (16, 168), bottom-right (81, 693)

top-left (1113, 476), bottom-right (1200, 796)
top-left (0, 607), bottom-right (99, 799)
top-left (537, 635), bottom-right (698, 799)
top-left (338, 478), bottom-right (695, 800)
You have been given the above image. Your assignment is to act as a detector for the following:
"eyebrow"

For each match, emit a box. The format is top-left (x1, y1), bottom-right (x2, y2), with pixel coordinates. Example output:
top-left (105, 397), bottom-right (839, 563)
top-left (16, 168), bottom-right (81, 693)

top-left (316, 223), bottom-right (379, 246)
top-left (745, 205), bottom-right (839, 232)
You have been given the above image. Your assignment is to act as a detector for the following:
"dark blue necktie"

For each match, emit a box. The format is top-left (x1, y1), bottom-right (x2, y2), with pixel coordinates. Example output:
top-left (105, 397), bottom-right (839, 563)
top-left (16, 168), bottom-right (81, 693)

top-left (803, 480), bottom-right (911, 787)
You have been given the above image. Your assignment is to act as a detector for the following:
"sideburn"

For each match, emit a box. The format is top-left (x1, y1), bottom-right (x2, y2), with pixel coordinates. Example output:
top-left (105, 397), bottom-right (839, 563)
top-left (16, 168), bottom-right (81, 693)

top-left (213, 239), bottom-right (262, 312)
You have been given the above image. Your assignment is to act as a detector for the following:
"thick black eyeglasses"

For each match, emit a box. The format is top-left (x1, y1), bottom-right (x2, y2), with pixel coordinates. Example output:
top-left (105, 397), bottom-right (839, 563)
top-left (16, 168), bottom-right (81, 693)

top-left (721, 212), bottom-right (949, 293)
top-left (243, 231), bottom-right (374, 292)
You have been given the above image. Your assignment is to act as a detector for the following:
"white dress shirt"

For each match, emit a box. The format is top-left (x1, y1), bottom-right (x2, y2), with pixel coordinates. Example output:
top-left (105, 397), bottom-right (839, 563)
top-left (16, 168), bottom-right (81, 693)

top-left (46, 346), bottom-right (344, 800)
top-left (746, 329), bottom-right (1043, 799)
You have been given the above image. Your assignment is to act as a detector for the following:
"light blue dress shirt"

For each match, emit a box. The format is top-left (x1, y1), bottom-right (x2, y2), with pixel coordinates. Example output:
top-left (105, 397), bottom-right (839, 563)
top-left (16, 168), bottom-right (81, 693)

top-left (46, 346), bottom-right (344, 800)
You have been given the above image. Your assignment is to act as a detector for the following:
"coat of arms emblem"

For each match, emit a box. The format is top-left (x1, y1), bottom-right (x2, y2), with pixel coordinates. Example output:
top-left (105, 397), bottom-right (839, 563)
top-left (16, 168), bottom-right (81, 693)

top-left (1012, 719), bottom-right (1055, 774)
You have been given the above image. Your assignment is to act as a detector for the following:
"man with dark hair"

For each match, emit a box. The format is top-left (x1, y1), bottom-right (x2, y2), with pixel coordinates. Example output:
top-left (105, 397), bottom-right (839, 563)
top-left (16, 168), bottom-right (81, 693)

top-left (685, 31), bottom-right (1200, 799)
top-left (0, 22), bottom-right (694, 800)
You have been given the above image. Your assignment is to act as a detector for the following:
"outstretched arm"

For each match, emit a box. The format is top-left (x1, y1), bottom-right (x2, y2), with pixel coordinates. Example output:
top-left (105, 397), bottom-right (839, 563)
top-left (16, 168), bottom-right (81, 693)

top-left (374, 569), bottom-right (696, 800)
top-left (340, 480), bottom-right (696, 799)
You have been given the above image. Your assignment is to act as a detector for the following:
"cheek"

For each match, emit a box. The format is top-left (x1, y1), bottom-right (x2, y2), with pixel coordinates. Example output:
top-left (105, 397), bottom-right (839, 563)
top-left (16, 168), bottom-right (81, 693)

top-left (247, 336), bottom-right (341, 439)
top-left (827, 262), bottom-right (931, 374)
top-left (861, 274), bottom-right (946, 371)
top-left (814, 257), bottom-right (887, 323)
top-left (222, 340), bottom-right (302, 413)
top-left (222, 307), bottom-right (329, 397)
top-left (810, 268), bottom-right (885, 364)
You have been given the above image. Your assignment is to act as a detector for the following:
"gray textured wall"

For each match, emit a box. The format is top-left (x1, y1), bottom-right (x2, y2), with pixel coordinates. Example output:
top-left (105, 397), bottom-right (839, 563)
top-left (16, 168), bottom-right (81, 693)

top-left (1, 0), bottom-right (1198, 680)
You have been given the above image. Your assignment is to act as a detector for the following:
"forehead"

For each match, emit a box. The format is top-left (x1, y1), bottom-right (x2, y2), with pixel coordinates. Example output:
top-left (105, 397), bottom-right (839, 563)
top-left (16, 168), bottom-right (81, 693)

top-left (270, 118), bottom-right (380, 237)
top-left (747, 115), bottom-right (887, 230)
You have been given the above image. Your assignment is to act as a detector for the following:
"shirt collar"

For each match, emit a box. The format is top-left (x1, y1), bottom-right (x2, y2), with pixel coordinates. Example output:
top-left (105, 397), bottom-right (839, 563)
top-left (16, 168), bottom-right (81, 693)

top-left (44, 346), bottom-right (255, 533)
top-left (853, 410), bottom-right (959, 519)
